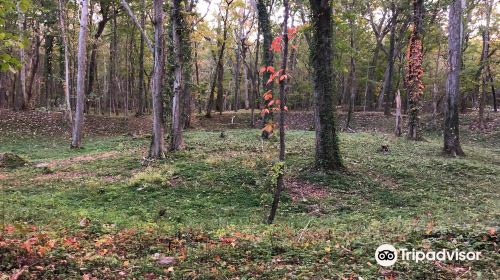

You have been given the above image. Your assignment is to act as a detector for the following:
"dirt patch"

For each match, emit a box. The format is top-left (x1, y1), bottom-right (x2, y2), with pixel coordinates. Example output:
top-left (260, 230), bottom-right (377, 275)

top-left (36, 151), bottom-right (119, 169)
top-left (0, 153), bottom-right (29, 169)
top-left (286, 177), bottom-right (330, 202)
top-left (36, 171), bottom-right (96, 181)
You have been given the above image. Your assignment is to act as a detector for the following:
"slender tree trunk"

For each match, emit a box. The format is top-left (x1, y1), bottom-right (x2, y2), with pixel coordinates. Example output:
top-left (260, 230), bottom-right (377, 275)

top-left (345, 9), bottom-right (356, 130)
top-left (17, 3), bottom-right (27, 110)
top-left (382, 6), bottom-right (397, 116)
top-left (27, 29), bottom-right (41, 109)
top-left (309, 0), bottom-right (343, 170)
top-left (406, 0), bottom-right (424, 140)
top-left (479, 73), bottom-right (486, 129)
top-left (432, 42), bottom-right (441, 127)
top-left (257, 0), bottom-right (274, 134)
top-left (242, 44), bottom-right (249, 109)
top-left (267, 0), bottom-right (289, 225)
top-left (59, 0), bottom-right (72, 122)
top-left (234, 41), bottom-right (241, 111)
top-left (364, 44), bottom-right (380, 111)
top-left (44, 35), bottom-right (54, 108)
top-left (477, 0), bottom-right (492, 126)
top-left (148, 0), bottom-right (166, 159)
top-left (71, 0), bottom-right (89, 148)
top-left (108, 4), bottom-right (118, 116)
top-left (251, 28), bottom-right (260, 127)
top-left (136, 0), bottom-right (146, 116)
top-left (488, 65), bottom-right (497, 112)
top-left (205, 50), bottom-right (218, 117)
top-left (170, 0), bottom-right (184, 151)
top-left (443, 0), bottom-right (464, 156)
top-left (395, 90), bottom-right (402, 136)
top-left (86, 5), bottom-right (111, 103)
top-left (215, 1), bottom-right (233, 114)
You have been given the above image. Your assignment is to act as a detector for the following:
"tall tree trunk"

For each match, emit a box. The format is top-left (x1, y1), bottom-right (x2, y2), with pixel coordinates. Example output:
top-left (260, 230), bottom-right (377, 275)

top-left (136, 0), bottom-right (146, 116)
top-left (215, 1), bottom-right (233, 114)
top-left (205, 49), bottom-right (218, 117)
top-left (87, 13), bottom-right (110, 102)
top-left (251, 28), bottom-right (260, 127)
top-left (234, 40), bottom-right (241, 111)
top-left (443, 0), bottom-right (464, 156)
top-left (431, 42), bottom-right (441, 127)
top-left (108, 4), bottom-right (118, 116)
top-left (479, 73), bottom-right (486, 129)
top-left (17, 3), bottom-right (27, 110)
top-left (345, 8), bottom-right (356, 130)
top-left (257, 0), bottom-right (274, 134)
top-left (44, 35), bottom-right (54, 108)
top-left (59, 0), bottom-right (72, 122)
top-left (170, 0), bottom-right (184, 151)
top-left (182, 0), bottom-right (194, 129)
top-left (27, 28), bottom-right (41, 109)
top-left (406, 0), bottom-right (424, 140)
top-left (71, 0), bottom-right (89, 148)
top-left (309, 0), bottom-right (343, 170)
top-left (148, 0), bottom-right (166, 159)
top-left (477, 0), bottom-right (492, 127)
top-left (395, 90), bottom-right (402, 136)
top-left (242, 44), bottom-right (249, 109)
top-left (487, 65), bottom-right (496, 112)
top-left (267, 0), bottom-right (289, 225)
top-left (382, 5), bottom-right (397, 116)
top-left (364, 44), bottom-right (380, 111)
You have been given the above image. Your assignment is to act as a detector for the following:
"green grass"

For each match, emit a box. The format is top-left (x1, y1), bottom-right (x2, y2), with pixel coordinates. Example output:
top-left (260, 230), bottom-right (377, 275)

top-left (0, 128), bottom-right (498, 279)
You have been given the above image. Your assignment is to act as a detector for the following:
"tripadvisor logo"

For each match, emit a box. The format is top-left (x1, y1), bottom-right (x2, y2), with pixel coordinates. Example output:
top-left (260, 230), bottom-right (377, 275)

top-left (375, 244), bottom-right (481, 267)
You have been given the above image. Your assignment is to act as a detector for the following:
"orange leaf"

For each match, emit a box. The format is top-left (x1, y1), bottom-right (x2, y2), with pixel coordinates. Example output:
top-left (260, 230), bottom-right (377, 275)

top-left (268, 100), bottom-right (275, 106)
top-left (266, 66), bottom-right (275, 73)
top-left (263, 91), bottom-right (273, 100)
top-left (259, 66), bottom-right (267, 74)
top-left (279, 74), bottom-right (287, 81)
top-left (283, 106), bottom-right (288, 111)
top-left (270, 36), bottom-right (282, 53)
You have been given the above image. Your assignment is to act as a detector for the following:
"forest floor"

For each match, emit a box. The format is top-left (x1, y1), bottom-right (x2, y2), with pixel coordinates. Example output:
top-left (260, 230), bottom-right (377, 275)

top-left (0, 109), bottom-right (498, 279)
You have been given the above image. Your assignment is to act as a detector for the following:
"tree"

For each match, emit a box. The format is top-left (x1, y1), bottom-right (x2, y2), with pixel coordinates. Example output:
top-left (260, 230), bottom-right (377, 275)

top-left (267, 0), bottom-right (289, 225)
top-left (170, 0), bottom-right (184, 151)
top-left (148, 0), bottom-right (166, 159)
top-left (309, 0), bottom-right (342, 170)
top-left (406, 0), bottom-right (424, 140)
top-left (16, 2), bottom-right (27, 110)
top-left (86, 0), bottom-right (112, 109)
top-left (381, 2), bottom-right (397, 116)
top-left (206, 0), bottom-right (234, 117)
top-left (443, 0), bottom-right (465, 156)
top-left (136, 0), bottom-right (146, 116)
top-left (257, 0), bottom-right (274, 137)
top-left (71, 0), bottom-right (90, 148)
top-left (345, 1), bottom-right (357, 130)
top-left (477, 0), bottom-right (493, 129)
top-left (365, 3), bottom-right (390, 111)
top-left (58, 0), bottom-right (72, 123)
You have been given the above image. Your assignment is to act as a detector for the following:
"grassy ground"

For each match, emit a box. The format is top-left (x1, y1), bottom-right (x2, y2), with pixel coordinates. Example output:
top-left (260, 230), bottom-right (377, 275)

top-left (0, 112), bottom-right (498, 279)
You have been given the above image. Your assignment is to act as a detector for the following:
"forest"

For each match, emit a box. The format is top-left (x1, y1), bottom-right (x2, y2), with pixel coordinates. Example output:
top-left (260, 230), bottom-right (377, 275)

top-left (0, 0), bottom-right (498, 279)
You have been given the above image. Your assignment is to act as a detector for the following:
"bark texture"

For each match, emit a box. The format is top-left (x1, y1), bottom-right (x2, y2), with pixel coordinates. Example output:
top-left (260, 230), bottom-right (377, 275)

top-left (443, 0), bottom-right (464, 156)
top-left (71, 0), bottom-right (89, 148)
top-left (309, 0), bottom-right (342, 170)
top-left (148, 0), bottom-right (166, 159)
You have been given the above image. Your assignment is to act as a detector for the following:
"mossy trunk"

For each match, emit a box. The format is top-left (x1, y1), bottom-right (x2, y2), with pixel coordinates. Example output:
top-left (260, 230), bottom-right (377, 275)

top-left (406, 0), bottom-right (424, 140)
top-left (309, 0), bottom-right (342, 170)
